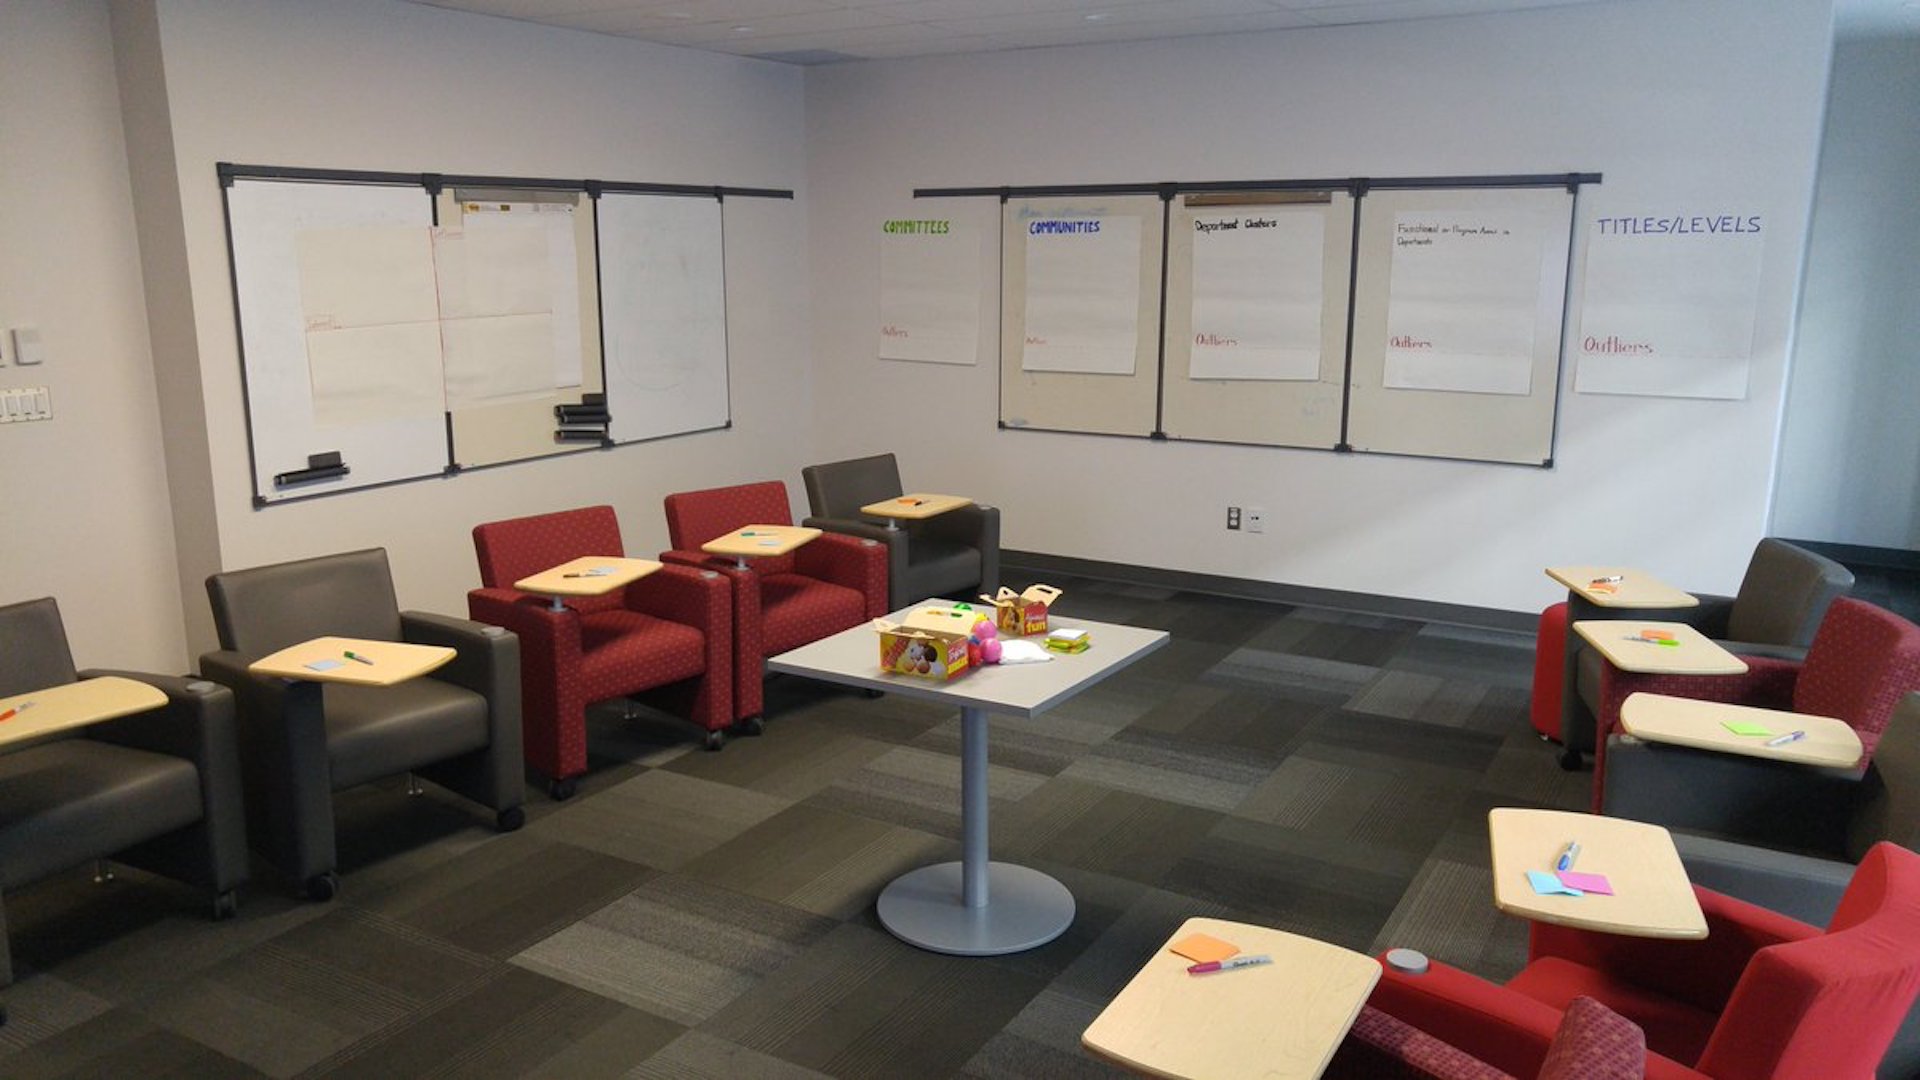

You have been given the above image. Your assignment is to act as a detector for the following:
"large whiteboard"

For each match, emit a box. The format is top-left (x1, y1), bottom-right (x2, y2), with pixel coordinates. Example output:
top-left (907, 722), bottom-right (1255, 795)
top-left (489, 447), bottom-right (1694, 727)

top-left (226, 178), bottom-right (449, 502)
top-left (598, 191), bottom-right (730, 443)
top-left (223, 167), bottom-right (757, 503)
top-left (1162, 191), bottom-right (1353, 448)
top-left (1346, 186), bottom-right (1575, 465)
top-left (999, 195), bottom-right (1162, 436)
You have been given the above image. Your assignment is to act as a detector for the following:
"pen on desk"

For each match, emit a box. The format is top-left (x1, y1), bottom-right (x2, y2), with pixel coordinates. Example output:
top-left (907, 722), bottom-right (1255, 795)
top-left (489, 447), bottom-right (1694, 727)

top-left (1766, 730), bottom-right (1807, 747)
top-left (343, 651), bottom-right (375, 665)
top-left (1556, 841), bottom-right (1580, 872)
top-left (1187, 954), bottom-right (1272, 975)
top-left (1, 701), bottom-right (38, 721)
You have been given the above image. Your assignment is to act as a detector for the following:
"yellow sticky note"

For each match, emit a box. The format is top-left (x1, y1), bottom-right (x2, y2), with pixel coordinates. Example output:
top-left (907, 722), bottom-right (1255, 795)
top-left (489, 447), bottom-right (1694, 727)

top-left (1169, 933), bottom-right (1240, 964)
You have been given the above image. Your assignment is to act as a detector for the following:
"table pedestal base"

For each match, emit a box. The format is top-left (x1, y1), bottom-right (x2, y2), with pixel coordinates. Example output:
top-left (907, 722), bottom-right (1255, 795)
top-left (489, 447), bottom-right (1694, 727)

top-left (877, 861), bottom-right (1073, 956)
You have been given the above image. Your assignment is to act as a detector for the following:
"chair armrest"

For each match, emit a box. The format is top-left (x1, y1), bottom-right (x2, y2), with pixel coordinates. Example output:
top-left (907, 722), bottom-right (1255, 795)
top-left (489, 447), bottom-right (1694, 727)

top-left (921, 503), bottom-right (997, 547)
top-left (402, 609), bottom-right (516, 700)
top-left (1673, 833), bottom-right (1852, 926)
top-left (78, 669), bottom-right (234, 762)
top-left (1601, 736), bottom-right (1863, 855)
top-left (1366, 957), bottom-right (1567, 1079)
top-left (1527, 885), bottom-right (1818, 1014)
top-left (661, 548), bottom-right (736, 573)
top-left (627, 564), bottom-right (731, 635)
top-left (794, 533), bottom-right (888, 618)
top-left (197, 648), bottom-right (293, 722)
top-left (1720, 641), bottom-right (1810, 662)
top-left (802, 515), bottom-right (899, 547)
top-left (468, 587), bottom-right (582, 659)
top-left (1671, 594), bottom-right (1735, 638)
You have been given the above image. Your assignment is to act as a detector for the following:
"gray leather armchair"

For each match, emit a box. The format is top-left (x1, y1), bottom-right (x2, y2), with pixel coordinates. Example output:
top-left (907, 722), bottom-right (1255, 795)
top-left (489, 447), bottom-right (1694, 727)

top-left (802, 452), bottom-right (999, 607)
top-left (1558, 538), bottom-right (1853, 767)
top-left (200, 549), bottom-right (523, 900)
top-left (0, 597), bottom-right (248, 1026)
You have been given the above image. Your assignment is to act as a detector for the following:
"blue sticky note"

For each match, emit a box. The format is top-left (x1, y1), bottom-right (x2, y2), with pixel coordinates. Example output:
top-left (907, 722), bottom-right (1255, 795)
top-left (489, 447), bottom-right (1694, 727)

top-left (304, 658), bottom-right (344, 672)
top-left (1527, 870), bottom-right (1584, 897)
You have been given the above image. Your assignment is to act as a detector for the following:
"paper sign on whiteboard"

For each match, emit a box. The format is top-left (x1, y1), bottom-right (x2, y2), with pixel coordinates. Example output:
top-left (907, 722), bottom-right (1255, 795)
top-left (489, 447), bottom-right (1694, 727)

top-left (1022, 215), bottom-right (1141, 375)
top-left (1383, 210), bottom-right (1552, 396)
top-left (1188, 208), bottom-right (1324, 381)
top-left (1575, 213), bottom-right (1764, 400)
top-left (879, 220), bottom-right (979, 366)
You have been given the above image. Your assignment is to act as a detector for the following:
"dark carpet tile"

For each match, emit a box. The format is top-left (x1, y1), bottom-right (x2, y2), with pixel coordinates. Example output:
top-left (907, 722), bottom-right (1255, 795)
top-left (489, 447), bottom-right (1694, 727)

top-left (660, 719), bottom-right (898, 801)
top-left (1302, 708), bottom-right (1507, 776)
top-left (0, 1008), bottom-right (266, 1080)
top-left (1388, 623), bottom-right (1537, 689)
top-left (677, 804), bottom-right (949, 920)
top-left (1056, 727), bottom-right (1276, 812)
top-left (698, 922), bottom-right (1053, 1080)
top-left (803, 744), bottom-right (1049, 842)
top-left (632, 1030), bottom-right (838, 1078)
top-left (350, 834), bottom-right (659, 959)
top-left (526, 768), bottom-right (792, 871)
top-left (304, 966), bottom-right (684, 1078)
top-left (1204, 646), bottom-right (1378, 704)
top-left (1121, 681), bottom-right (1324, 756)
top-left (997, 778), bottom-right (1224, 886)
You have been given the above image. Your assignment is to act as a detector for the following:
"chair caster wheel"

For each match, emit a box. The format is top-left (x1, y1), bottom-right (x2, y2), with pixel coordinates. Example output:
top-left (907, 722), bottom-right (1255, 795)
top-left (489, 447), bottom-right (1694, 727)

top-left (705, 729), bottom-right (727, 751)
top-left (0, 1003), bottom-right (8, 1027)
top-left (862, 688), bottom-right (884, 699)
top-left (548, 778), bottom-right (578, 801)
top-left (1558, 747), bottom-right (1584, 771)
top-left (212, 890), bottom-right (239, 921)
top-left (736, 716), bottom-right (765, 737)
top-left (305, 873), bottom-right (340, 902)
top-left (496, 806), bottom-right (525, 832)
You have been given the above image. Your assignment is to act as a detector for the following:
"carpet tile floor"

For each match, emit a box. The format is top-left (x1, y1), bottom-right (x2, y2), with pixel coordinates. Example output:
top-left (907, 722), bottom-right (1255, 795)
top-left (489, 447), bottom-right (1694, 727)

top-left (0, 572), bottom-right (1599, 1077)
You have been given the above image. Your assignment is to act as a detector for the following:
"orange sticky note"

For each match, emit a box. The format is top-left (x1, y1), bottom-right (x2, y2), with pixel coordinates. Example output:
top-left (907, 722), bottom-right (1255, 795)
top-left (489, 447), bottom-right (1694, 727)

top-left (1169, 933), bottom-right (1239, 964)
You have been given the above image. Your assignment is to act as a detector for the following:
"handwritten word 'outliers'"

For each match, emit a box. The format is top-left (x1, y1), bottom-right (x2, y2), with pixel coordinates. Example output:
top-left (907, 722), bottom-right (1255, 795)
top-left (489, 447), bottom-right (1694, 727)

top-left (1029, 220), bottom-right (1101, 235)
top-left (883, 220), bottom-right (951, 234)
top-left (1595, 215), bottom-right (1761, 236)
top-left (1582, 335), bottom-right (1654, 355)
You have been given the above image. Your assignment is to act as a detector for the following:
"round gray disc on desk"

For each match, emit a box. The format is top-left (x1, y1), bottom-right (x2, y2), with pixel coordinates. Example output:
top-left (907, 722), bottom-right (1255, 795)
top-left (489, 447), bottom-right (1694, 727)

top-left (876, 861), bottom-right (1074, 956)
top-left (1385, 948), bottom-right (1430, 974)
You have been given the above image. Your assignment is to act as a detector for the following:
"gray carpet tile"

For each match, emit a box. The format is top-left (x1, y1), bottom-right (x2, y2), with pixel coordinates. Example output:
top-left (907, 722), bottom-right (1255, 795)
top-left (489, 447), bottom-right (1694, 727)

top-left (677, 805), bottom-right (950, 920)
top-left (527, 768), bottom-right (793, 871)
top-left (805, 744), bottom-right (1051, 841)
top-left (304, 966), bottom-right (685, 1078)
top-left (699, 922), bottom-right (1055, 1080)
top-left (631, 1030), bottom-right (838, 1079)
top-left (513, 876), bottom-right (836, 1025)
top-left (350, 834), bottom-right (659, 959)
top-left (0, 570), bottom-right (1717, 1078)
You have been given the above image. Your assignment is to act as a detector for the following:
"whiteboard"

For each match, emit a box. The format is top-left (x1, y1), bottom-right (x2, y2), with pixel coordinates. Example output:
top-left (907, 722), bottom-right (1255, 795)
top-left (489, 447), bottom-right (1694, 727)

top-left (226, 178), bottom-right (447, 503)
top-left (597, 191), bottom-right (730, 443)
top-left (1162, 191), bottom-right (1353, 448)
top-left (1000, 195), bottom-right (1162, 436)
top-left (1346, 187), bottom-right (1574, 465)
top-left (438, 186), bottom-right (603, 469)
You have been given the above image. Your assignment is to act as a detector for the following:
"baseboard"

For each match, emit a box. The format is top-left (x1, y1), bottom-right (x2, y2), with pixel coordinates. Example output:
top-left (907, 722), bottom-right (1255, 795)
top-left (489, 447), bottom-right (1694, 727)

top-left (1780, 539), bottom-right (1920, 573)
top-left (1000, 550), bottom-right (1536, 633)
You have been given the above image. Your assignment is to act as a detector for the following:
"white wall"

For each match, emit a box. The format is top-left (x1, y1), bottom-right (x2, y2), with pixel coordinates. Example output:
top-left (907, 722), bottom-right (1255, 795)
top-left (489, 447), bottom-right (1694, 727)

top-left (805, 0), bottom-right (1834, 614)
top-left (1773, 34), bottom-right (1920, 549)
top-left (0, 1), bottom-right (187, 672)
top-left (135, 0), bottom-right (813, 652)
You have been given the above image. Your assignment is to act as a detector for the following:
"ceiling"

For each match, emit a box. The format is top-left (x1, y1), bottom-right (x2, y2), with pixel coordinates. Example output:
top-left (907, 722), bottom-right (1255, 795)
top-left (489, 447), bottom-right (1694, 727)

top-left (406, 0), bottom-right (1920, 64)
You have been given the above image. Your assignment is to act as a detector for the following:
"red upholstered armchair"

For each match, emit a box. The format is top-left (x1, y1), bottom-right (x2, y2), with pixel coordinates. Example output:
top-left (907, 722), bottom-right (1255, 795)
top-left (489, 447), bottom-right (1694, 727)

top-left (469, 505), bottom-right (731, 796)
top-left (1327, 996), bottom-right (1669, 1080)
top-left (1588, 597), bottom-right (1920, 813)
top-left (1366, 842), bottom-right (1920, 1080)
top-left (662, 480), bottom-right (887, 726)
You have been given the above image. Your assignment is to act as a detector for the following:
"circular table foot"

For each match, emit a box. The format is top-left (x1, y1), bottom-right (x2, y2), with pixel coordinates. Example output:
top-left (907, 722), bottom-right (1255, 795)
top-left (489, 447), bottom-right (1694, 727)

top-left (877, 862), bottom-right (1074, 956)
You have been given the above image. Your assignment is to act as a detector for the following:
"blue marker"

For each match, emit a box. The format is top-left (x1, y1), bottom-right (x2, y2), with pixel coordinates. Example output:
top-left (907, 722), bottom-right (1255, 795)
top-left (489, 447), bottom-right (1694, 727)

top-left (1556, 841), bottom-right (1580, 872)
top-left (1766, 730), bottom-right (1807, 747)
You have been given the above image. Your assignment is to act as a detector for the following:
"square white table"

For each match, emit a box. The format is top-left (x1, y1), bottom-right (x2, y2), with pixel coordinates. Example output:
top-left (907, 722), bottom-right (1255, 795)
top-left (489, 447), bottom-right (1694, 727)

top-left (768, 608), bottom-right (1168, 956)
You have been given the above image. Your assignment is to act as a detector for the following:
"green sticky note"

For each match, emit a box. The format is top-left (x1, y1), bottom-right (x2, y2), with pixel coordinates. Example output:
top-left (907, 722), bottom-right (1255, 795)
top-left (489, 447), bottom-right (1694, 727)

top-left (1721, 719), bottom-right (1773, 737)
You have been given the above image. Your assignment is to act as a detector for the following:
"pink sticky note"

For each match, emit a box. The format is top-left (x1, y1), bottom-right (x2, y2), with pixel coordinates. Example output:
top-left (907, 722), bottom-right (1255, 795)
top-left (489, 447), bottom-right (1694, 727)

top-left (1558, 871), bottom-right (1614, 895)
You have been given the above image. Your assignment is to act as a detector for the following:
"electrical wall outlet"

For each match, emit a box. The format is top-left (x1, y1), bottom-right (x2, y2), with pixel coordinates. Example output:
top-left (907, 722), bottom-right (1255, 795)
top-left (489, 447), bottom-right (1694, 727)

top-left (1246, 508), bottom-right (1267, 533)
top-left (1226, 506), bottom-right (1241, 530)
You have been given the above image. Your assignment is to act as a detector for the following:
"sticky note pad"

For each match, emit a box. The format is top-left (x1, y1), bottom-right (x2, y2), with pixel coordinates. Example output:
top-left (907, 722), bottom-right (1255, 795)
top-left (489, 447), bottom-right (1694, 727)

top-left (1169, 933), bottom-right (1240, 964)
top-left (1557, 871), bottom-right (1614, 895)
top-left (304, 658), bottom-right (344, 672)
top-left (758, 539), bottom-right (780, 547)
top-left (1721, 719), bottom-right (1774, 737)
top-left (1527, 870), bottom-right (1584, 897)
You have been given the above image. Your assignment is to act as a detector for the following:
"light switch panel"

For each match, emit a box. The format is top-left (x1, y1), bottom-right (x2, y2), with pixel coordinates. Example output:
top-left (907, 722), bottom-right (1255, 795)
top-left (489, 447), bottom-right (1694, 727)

top-left (11, 327), bottom-right (46, 365)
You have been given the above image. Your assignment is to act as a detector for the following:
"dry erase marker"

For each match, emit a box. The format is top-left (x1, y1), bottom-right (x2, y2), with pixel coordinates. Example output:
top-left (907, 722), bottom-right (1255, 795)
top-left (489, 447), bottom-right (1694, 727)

top-left (343, 651), bottom-right (375, 665)
top-left (1590, 575), bottom-right (1623, 585)
top-left (1556, 841), bottom-right (1580, 872)
top-left (1766, 730), bottom-right (1807, 747)
top-left (1187, 954), bottom-right (1272, 975)
top-left (1, 700), bottom-right (38, 721)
